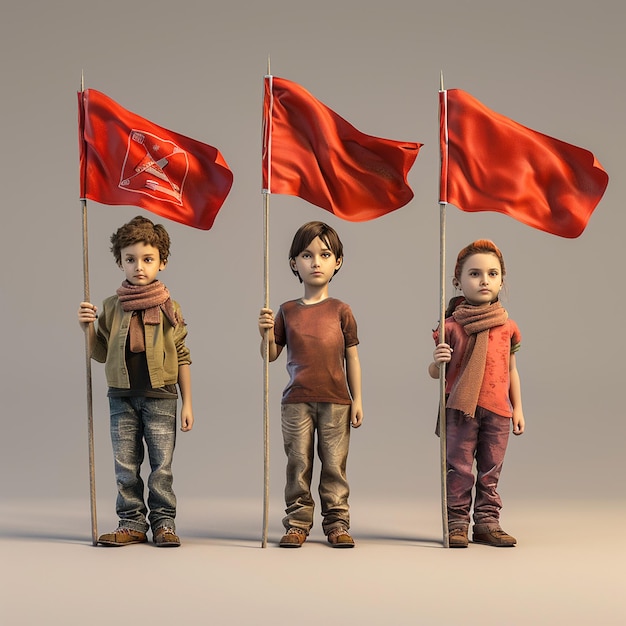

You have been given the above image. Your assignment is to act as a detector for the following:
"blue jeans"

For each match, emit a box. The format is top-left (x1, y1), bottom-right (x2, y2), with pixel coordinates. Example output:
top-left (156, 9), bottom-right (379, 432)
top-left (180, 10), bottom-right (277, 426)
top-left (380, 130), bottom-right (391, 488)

top-left (108, 396), bottom-right (177, 533)
top-left (281, 402), bottom-right (351, 534)
top-left (445, 406), bottom-right (511, 529)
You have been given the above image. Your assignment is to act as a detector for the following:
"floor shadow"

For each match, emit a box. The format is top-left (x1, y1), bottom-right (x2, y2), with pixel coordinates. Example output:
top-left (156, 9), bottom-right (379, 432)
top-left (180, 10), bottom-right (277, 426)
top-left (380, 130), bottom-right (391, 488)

top-left (0, 529), bottom-right (94, 544)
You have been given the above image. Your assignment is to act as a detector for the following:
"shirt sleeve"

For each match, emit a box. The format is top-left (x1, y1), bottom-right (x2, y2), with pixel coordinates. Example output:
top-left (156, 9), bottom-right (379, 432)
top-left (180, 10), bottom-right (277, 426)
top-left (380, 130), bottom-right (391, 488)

top-left (341, 304), bottom-right (359, 348)
top-left (510, 320), bottom-right (522, 354)
top-left (91, 299), bottom-right (111, 364)
top-left (274, 306), bottom-right (286, 347)
top-left (433, 325), bottom-right (440, 344)
top-left (433, 319), bottom-right (455, 347)
top-left (173, 302), bottom-right (191, 366)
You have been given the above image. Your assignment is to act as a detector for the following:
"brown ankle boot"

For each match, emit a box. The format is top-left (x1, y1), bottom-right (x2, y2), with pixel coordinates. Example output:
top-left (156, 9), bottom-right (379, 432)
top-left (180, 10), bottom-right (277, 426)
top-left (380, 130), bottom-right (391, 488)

top-left (448, 527), bottom-right (469, 548)
top-left (472, 524), bottom-right (516, 547)
top-left (279, 527), bottom-right (308, 548)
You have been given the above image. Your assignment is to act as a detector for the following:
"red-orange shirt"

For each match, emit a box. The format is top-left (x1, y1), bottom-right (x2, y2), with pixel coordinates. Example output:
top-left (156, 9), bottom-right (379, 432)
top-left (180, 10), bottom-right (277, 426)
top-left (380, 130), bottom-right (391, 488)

top-left (274, 298), bottom-right (358, 405)
top-left (434, 318), bottom-right (521, 418)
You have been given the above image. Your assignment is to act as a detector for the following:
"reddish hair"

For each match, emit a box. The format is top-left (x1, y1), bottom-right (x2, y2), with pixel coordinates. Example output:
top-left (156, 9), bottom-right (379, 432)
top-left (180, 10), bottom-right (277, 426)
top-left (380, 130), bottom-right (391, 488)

top-left (445, 239), bottom-right (506, 317)
top-left (454, 239), bottom-right (506, 281)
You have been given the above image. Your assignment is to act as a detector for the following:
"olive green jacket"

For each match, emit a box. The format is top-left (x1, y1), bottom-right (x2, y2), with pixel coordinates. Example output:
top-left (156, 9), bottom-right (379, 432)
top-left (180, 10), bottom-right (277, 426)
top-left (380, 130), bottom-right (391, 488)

top-left (92, 295), bottom-right (191, 389)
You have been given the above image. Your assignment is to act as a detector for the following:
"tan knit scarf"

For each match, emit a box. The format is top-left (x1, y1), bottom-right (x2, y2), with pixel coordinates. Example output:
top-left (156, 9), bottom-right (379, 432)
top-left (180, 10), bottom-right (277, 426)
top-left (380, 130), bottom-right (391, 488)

top-left (116, 280), bottom-right (178, 353)
top-left (447, 300), bottom-right (508, 418)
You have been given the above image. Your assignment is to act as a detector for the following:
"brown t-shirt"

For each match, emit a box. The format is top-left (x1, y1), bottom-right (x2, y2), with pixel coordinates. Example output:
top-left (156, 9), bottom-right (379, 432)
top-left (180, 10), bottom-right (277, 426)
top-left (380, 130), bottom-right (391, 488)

top-left (274, 298), bottom-right (359, 405)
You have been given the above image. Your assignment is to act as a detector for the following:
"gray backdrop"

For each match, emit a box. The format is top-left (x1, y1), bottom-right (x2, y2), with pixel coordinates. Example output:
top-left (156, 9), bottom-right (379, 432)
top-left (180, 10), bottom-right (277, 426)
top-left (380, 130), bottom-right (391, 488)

top-left (2, 0), bottom-right (622, 505)
top-left (0, 0), bottom-right (626, 624)
top-left (1, 1), bottom-right (624, 623)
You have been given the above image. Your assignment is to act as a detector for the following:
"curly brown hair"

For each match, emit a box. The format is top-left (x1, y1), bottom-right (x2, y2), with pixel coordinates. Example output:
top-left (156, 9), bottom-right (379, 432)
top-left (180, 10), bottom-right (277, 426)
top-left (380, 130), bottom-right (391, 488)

top-left (110, 215), bottom-right (171, 266)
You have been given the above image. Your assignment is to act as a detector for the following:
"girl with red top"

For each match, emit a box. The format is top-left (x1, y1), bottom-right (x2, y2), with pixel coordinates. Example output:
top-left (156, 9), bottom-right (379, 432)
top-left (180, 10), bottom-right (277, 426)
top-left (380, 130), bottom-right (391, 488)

top-left (429, 240), bottom-right (524, 548)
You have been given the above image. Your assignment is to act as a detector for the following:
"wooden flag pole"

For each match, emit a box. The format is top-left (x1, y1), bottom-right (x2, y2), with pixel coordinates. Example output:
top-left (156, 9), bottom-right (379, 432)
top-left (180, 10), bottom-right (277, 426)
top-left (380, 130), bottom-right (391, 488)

top-left (261, 190), bottom-right (270, 548)
top-left (81, 197), bottom-right (98, 546)
top-left (79, 74), bottom-right (98, 546)
top-left (261, 58), bottom-right (272, 548)
top-left (438, 71), bottom-right (450, 548)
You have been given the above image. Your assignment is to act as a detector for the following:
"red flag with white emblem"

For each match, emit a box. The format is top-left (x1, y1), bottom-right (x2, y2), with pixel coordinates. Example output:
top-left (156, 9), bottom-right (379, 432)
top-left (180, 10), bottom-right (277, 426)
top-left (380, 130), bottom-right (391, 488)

top-left (78, 89), bottom-right (233, 230)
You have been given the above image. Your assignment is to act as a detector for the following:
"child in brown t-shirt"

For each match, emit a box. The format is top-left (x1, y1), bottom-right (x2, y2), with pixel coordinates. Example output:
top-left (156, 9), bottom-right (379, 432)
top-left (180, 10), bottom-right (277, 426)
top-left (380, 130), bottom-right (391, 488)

top-left (258, 221), bottom-right (363, 548)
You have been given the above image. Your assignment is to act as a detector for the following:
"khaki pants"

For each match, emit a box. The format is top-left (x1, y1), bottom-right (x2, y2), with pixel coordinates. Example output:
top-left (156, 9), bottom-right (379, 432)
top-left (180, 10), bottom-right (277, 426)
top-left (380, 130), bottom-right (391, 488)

top-left (281, 402), bottom-right (351, 534)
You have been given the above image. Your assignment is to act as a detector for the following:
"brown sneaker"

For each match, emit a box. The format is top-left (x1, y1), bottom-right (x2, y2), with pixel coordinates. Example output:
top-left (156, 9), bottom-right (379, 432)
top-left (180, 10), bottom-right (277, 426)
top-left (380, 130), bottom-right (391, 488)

top-left (448, 527), bottom-right (469, 548)
top-left (327, 526), bottom-right (355, 548)
top-left (279, 527), bottom-right (307, 548)
top-left (472, 524), bottom-right (516, 547)
top-left (97, 527), bottom-right (147, 546)
top-left (153, 526), bottom-right (181, 547)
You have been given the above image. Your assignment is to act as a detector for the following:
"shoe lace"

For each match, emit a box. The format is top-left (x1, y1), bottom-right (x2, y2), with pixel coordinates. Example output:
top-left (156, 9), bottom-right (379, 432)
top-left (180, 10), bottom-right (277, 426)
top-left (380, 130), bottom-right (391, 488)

top-left (286, 527), bottom-right (306, 536)
top-left (328, 527), bottom-right (350, 540)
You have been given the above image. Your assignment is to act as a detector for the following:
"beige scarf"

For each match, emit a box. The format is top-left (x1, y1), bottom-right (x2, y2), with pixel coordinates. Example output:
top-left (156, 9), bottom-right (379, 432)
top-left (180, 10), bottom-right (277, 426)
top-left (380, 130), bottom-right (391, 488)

top-left (447, 300), bottom-right (508, 418)
top-left (116, 280), bottom-right (178, 353)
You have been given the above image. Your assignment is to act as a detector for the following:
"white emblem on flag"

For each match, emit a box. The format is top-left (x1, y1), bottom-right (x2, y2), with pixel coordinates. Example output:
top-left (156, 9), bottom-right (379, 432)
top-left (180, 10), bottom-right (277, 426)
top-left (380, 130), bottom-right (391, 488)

top-left (119, 130), bottom-right (189, 205)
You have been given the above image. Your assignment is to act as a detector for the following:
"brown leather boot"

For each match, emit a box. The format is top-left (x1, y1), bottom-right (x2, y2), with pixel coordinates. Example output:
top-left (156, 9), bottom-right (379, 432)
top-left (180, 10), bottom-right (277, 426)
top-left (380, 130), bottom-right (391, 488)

top-left (448, 527), bottom-right (469, 548)
top-left (472, 524), bottom-right (516, 547)
top-left (153, 526), bottom-right (181, 547)
top-left (279, 527), bottom-right (308, 548)
top-left (327, 526), bottom-right (355, 548)
top-left (97, 527), bottom-right (147, 546)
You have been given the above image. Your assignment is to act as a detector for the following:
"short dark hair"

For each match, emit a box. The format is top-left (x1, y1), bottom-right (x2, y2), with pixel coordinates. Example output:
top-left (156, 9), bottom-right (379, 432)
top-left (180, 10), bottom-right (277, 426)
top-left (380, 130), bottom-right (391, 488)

top-left (288, 221), bottom-right (344, 282)
top-left (110, 215), bottom-right (171, 266)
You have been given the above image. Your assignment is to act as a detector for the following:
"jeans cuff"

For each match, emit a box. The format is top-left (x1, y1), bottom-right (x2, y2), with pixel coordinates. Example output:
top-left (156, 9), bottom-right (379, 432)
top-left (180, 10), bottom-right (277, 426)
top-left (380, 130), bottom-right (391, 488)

top-left (118, 520), bottom-right (149, 533)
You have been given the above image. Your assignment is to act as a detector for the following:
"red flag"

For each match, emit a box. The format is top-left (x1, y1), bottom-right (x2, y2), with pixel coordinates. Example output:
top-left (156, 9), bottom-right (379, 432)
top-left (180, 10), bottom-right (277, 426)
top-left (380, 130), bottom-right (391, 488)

top-left (78, 89), bottom-right (233, 230)
top-left (263, 76), bottom-right (421, 221)
top-left (439, 88), bottom-right (608, 238)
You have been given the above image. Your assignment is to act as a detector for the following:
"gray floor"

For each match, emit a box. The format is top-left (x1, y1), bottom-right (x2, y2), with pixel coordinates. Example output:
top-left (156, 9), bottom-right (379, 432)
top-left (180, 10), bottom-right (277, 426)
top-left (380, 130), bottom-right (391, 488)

top-left (1, 497), bottom-right (623, 625)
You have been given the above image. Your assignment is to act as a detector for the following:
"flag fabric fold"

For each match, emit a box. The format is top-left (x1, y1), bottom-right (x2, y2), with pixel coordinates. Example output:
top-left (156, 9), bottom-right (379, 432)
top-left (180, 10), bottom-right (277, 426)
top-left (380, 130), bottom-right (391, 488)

top-left (263, 76), bottom-right (422, 221)
top-left (78, 89), bottom-right (233, 230)
top-left (439, 88), bottom-right (608, 238)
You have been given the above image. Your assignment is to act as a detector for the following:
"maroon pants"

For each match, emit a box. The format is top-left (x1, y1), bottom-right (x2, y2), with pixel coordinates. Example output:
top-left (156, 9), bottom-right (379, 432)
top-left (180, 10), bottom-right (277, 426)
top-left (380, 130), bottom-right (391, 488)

top-left (445, 406), bottom-right (510, 529)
